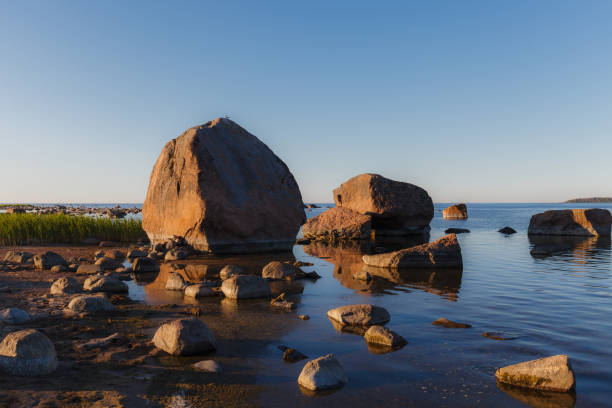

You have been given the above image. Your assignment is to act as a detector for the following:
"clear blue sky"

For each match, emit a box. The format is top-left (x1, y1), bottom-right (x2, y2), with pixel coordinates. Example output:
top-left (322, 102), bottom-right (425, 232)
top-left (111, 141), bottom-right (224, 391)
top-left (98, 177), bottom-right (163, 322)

top-left (1, 1), bottom-right (611, 203)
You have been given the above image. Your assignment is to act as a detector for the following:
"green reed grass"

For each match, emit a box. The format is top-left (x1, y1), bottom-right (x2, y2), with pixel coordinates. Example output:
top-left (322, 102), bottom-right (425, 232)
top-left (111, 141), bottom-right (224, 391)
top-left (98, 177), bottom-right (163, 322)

top-left (0, 213), bottom-right (147, 246)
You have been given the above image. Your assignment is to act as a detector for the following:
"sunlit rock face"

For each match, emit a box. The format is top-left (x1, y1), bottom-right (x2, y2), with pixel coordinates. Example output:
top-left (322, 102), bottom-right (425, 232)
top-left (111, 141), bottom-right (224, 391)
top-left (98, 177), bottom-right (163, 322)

top-left (442, 203), bottom-right (468, 220)
top-left (143, 118), bottom-right (306, 254)
top-left (333, 174), bottom-right (433, 235)
top-left (528, 209), bottom-right (612, 237)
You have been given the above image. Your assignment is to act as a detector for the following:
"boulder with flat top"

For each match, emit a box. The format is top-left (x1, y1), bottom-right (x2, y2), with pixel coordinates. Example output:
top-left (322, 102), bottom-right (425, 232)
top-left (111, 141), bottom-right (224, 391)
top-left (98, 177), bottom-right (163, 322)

top-left (528, 209), bottom-right (612, 236)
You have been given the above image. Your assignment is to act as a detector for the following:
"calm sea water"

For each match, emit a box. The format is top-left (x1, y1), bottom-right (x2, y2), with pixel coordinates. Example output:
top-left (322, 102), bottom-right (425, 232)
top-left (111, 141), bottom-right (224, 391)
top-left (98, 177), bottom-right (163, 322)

top-left (128, 203), bottom-right (612, 407)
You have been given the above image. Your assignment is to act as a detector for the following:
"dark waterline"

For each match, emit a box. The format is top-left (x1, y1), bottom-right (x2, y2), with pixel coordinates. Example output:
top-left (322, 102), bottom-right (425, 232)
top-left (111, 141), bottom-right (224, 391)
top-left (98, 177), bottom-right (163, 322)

top-left (125, 203), bottom-right (612, 407)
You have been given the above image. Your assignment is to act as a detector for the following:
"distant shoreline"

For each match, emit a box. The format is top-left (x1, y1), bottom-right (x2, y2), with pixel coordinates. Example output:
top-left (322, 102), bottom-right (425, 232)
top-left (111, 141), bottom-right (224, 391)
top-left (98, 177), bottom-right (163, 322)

top-left (564, 197), bottom-right (612, 203)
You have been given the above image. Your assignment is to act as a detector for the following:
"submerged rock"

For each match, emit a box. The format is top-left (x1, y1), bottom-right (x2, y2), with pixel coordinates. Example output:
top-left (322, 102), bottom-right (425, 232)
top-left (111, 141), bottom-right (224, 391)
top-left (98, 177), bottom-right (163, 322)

top-left (142, 118), bottom-right (306, 254)
top-left (50, 277), bottom-right (81, 295)
top-left (327, 304), bottom-right (390, 328)
top-left (445, 228), bottom-right (470, 234)
top-left (0, 308), bottom-right (31, 324)
top-left (432, 317), bottom-right (471, 328)
top-left (495, 355), bottom-right (575, 392)
top-left (152, 317), bottom-right (216, 356)
top-left (83, 275), bottom-right (128, 294)
top-left (219, 264), bottom-right (243, 281)
top-left (192, 360), bottom-right (222, 373)
top-left (262, 261), bottom-right (297, 280)
top-left (0, 329), bottom-right (57, 376)
top-left (221, 275), bottom-right (271, 299)
top-left (33, 252), bottom-right (67, 270)
top-left (528, 209), bottom-right (612, 236)
top-left (364, 325), bottom-right (406, 348)
top-left (362, 234), bottom-right (462, 269)
top-left (270, 293), bottom-right (296, 310)
top-left (280, 347), bottom-right (308, 363)
top-left (297, 354), bottom-right (347, 391)
top-left (499, 226), bottom-right (517, 235)
top-left (184, 284), bottom-right (216, 298)
top-left (442, 203), bottom-right (468, 220)
top-left (66, 295), bottom-right (115, 313)
top-left (302, 207), bottom-right (372, 240)
top-left (333, 173), bottom-right (433, 235)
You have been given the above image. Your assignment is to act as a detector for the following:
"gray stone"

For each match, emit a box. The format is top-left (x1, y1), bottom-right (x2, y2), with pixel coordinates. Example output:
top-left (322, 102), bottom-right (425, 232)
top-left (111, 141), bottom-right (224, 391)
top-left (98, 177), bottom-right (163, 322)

top-left (327, 304), bottom-right (390, 328)
top-left (76, 263), bottom-right (104, 275)
top-left (83, 275), bottom-right (128, 293)
top-left (33, 252), bottom-right (67, 270)
top-left (165, 249), bottom-right (188, 261)
top-left (219, 264), bottom-right (243, 281)
top-left (0, 308), bottom-right (31, 324)
top-left (165, 273), bottom-right (187, 291)
top-left (152, 317), bottom-right (216, 356)
top-left (0, 329), bottom-right (57, 376)
top-left (221, 275), bottom-right (271, 299)
top-left (95, 257), bottom-right (123, 270)
top-left (364, 326), bottom-right (406, 348)
top-left (184, 284), bottom-right (216, 298)
top-left (495, 355), bottom-right (575, 392)
top-left (66, 295), bottom-right (115, 313)
top-left (50, 277), bottom-right (81, 295)
top-left (2, 251), bottom-right (33, 264)
top-left (192, 360), bottom-right (223, 373)
top-left (262, 261), bottom-right (297, 280)
top-left (297, 354), bottom-right (347, 391)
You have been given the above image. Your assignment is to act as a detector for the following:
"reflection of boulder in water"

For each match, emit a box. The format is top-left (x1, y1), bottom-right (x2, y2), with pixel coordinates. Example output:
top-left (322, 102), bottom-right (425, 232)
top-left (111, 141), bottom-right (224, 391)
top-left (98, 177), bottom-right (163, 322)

top-left (147, 263), bottom-right (215, 291)
top-left (497, 382), bottom-right (576, 408)
top-left (132, 271), bottom-right (159, 285)
top-left (303, 240), bottom-right (462, 300)
top-left (529, 235), bottom-right (611, 261)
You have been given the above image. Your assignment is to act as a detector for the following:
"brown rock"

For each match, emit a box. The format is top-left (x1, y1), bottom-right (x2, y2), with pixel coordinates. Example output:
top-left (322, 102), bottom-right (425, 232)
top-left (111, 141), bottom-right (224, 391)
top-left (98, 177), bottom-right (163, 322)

top-left (495, 355), bottom-right (575, 393)
top-left (528, 209), bottom-right (612, 236)
top-left (362, 234), bottom-right (462, 269)
top-left (142, 118), bottom-right (306, 254)
top-left (333, 174), bottom-right (433, 235)
top-left (432, 317), bottom-right (471, 328)
top-left (302, 207), bottom-right (371, 240)
top-left (442, 203), bottom-right (468, 220)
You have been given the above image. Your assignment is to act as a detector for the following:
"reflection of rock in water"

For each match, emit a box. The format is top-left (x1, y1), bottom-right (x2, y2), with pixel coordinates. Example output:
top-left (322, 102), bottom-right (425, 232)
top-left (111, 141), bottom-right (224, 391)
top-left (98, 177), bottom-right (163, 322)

top-left (303, 240), bottom-right (461, 300)
top-left (529, 235), bottom-right (611, 262)
top-left (497, 382), bottom-right (576, 408)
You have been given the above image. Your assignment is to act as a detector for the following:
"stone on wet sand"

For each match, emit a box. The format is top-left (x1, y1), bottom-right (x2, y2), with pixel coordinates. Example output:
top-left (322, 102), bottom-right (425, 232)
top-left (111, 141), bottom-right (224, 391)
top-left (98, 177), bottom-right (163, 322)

top-left (262, 261), bottom-right (297, 280)
top-left (132, 257), bottom-right (159, 273)
top-left (127, 249), bottom-right (147, 258)
top-left (3, 251), bottom-right (33, 264)
top-left (152, 317), bottom-right (216, 356)
top-left (184, 284), bottom-right (216, 298)
top-left (50, 264), bottom-right (67, 273)
top-left (301, 207), bottom-right (372, 240)
top-left (0, 329), bottom-right (58, 376)
top-left (495, 355), bottom-right (575, 392)
top-left (333, 173), bottom-right (433, 235)
top-left (219, 264), bottom-right (243, 281)
top-left (83, 275), bottom-right (128, 293)
top-left (298, 315), bottom-right (310, 320)
top-left (165, 273), bottom-right (187, 291)
top-left (192, 360), bottom-right (223, 373)
top-left (75, 333), bottom-right (121, 351)
top-left (33, 251), bottom-right (67, 270)
top-left (142, 118), bottom-right (306, 254)
top-left (50, 277), bottom-right (81, 295)
top-left (221, 275), bottom-right (271, 299)
top-left (432, 317), bottom-right (472, 328)
top-left (528, 209), bottom-right (612, 236)
top-left (362, 234), bottom-right (462, 269)
top-left (297, 354), bottom-right (347, 391)
top-left (327, 304), bottom-right (390, 328)
top-left (364, 326), bottom-right (407, 348)
top-left (0, 308), bottom-right (31, 324)
top-left (106, 250), bottom-right (126, 260)
top-left (442, 203), bottom-right (468, 220)
top-left (499, 226), bottom-right (517, 235)
top-left (95, 257), bottom-right (123, 271)
top-left (281, 347), bottom-right (308, 363)
top-left (76, 263), bottom-right (104, 275)
top-left (66, 295), bottom-right (115, 313)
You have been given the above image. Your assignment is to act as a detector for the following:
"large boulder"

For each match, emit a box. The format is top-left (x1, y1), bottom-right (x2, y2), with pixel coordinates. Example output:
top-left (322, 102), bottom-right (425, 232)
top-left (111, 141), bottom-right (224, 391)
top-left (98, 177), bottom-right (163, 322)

top-left (495, 355), bottom-right (575, 392)
top-left (301, 207), bottom-right (371, 240)
top-left (33, 252), bottom-right (67, 270)
top-left (442, 203), bottom-right (468, 220)
top-left (132, 257), bottom-right (159, 273)
top-left (297, 354), bottom-right (347, 391)
top-left (152, 317), bottom-right (216, 356)
top-left (333, 174), bottom-right (433, 235)
top-left (261, 261), bottom-right (297, 280)
top-left (0, 329), bottom-right (58, 376)
top-left (362, 234), bottom-right (462, 269)
top-left (221, 275), bottom-right (271, 299)
top-left (327, 304), bottom-right (390, 328)
top-left (142, 118), bottom-right (306, 254)
top-left (528, 209), bottom-right (612, 236)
